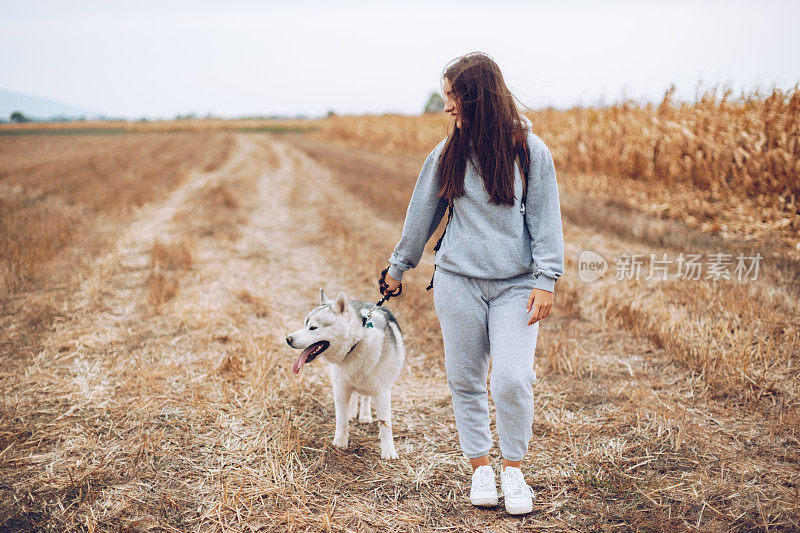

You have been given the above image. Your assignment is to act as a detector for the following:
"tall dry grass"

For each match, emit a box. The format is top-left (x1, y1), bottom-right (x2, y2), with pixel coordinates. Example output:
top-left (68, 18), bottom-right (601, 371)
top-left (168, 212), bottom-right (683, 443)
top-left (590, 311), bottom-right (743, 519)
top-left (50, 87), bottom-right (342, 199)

top-left (314, 85), bottom-right (800, 223)
top-left (317, 113), bottom-right (450, 154)
top-left (538, 84), bottom-right (800, 215)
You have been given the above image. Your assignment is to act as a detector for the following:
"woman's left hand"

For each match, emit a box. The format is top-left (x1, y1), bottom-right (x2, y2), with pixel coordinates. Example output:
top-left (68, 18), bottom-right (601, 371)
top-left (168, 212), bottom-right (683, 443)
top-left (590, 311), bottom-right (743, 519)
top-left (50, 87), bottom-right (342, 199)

top-left (526, 288), bottom-right (553, 325)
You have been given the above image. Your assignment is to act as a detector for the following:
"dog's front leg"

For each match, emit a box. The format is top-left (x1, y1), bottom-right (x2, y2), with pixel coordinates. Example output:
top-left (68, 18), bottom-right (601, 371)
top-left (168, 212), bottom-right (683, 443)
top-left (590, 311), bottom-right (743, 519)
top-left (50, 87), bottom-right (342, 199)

top-left (332, 375), bottom-right (353, 448)
top-left (375, 390), bottom-right (398, 459)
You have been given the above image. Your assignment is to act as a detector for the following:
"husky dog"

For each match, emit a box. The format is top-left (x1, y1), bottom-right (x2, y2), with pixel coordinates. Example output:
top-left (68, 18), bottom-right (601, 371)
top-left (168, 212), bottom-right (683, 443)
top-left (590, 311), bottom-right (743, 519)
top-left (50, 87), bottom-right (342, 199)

top-left (286, 289), bottom-right (405, 459)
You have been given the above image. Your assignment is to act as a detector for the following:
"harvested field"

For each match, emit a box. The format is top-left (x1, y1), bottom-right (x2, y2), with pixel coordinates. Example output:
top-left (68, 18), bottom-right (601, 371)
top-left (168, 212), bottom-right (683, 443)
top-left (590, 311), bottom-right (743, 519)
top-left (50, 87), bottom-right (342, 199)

top-left (1, 125), bottom-right (798, 531)
top-left (0, 131), bottom-right (234, 299)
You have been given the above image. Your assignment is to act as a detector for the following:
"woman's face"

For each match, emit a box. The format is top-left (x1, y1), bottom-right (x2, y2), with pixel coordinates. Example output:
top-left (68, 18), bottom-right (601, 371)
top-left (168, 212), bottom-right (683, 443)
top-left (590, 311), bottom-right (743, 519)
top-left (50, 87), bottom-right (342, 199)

top-left (442, 77), bottom-right (462, 129)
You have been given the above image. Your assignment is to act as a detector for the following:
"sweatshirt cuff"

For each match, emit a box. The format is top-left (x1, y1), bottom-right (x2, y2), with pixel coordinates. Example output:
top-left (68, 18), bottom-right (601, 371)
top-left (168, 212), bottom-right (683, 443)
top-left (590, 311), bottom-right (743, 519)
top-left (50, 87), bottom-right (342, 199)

top-left (532, 273), bottom-right (556, 293)
top-left (387, 264), bottom-right (406, 282)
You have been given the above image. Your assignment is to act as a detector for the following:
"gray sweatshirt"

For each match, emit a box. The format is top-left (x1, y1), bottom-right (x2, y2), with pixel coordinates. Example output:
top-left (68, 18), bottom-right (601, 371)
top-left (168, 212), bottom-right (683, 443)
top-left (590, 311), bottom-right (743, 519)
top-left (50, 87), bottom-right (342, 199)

top-left (387, 115), bottom-right (564, 292)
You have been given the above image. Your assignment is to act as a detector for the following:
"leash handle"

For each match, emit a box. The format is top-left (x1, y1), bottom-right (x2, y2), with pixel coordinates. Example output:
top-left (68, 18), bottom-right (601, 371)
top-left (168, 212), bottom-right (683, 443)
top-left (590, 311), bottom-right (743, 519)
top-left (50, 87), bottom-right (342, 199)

top-left (364, 267), bottom-right (401, 329)
top-left (378, 266), bottom-right (402, 300)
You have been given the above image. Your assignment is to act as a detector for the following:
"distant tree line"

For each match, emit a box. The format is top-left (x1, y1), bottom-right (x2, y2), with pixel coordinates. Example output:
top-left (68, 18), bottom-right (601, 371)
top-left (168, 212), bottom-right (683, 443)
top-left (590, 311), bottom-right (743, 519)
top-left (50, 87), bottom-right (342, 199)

top-left (10, 111), bottom-right (31, 123)
top-left (3, 95), bottom-right (447, 124)
top-left (424, 92), bottom-right (444, 114)
top-left (5, 111), bottom-right (96, 123)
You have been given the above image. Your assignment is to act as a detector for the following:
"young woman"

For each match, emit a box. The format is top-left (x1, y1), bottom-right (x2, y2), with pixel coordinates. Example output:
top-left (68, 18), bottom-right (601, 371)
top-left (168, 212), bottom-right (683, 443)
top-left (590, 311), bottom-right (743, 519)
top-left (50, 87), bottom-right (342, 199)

top-left (380, 52), bottom-right (564, 515)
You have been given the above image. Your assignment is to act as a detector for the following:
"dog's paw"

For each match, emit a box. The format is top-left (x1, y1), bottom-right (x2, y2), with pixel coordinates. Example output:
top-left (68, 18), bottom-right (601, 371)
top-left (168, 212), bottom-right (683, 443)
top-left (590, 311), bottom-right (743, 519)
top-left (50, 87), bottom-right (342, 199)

top-left (380, 444), bottom-right (398, 460)
top-left (332, 437), bottom-right (348, 449)
top-left (359, 413), bottom-right (373, 423)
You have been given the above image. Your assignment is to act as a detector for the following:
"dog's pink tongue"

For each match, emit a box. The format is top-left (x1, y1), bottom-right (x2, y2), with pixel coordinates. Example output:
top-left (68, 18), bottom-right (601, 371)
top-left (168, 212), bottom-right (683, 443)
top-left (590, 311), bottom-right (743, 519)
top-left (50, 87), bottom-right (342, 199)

top-left (292, 346), bottom-right (315, 375)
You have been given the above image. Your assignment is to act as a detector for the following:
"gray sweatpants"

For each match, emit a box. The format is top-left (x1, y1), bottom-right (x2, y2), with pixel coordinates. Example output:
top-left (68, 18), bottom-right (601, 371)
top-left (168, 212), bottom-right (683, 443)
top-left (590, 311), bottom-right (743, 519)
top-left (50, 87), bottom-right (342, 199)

top-left (433, 267), bottom-right (539, 462)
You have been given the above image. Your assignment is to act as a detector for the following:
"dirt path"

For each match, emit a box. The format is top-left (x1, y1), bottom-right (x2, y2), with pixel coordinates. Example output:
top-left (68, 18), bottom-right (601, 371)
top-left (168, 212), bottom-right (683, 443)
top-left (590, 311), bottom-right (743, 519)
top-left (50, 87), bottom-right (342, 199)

top-left (2, 133), bottom-right (797, 531)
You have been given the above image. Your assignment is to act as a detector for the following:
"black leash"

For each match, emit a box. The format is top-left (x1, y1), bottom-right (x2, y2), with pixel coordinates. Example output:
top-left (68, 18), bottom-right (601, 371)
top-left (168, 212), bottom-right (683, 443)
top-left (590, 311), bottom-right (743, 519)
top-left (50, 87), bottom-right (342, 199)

top-left (361, 267), bottom-right (402, 328)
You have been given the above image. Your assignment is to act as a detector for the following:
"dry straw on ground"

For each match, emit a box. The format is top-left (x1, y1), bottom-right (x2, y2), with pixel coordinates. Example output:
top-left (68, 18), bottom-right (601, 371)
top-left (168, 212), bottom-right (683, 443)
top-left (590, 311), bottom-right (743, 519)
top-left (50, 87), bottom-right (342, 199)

top-left (0, 131), bottom-right (234, 299)
top-left (1, 88), bottom-right (799, 530)
top-left (148, 238), bottom-right (194, 312)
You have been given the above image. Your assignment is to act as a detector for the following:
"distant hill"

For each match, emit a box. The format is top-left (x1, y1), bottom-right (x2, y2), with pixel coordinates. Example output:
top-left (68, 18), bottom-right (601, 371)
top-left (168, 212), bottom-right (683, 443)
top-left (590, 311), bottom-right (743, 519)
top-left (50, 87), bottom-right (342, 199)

top-left (0, 88), bottom-right (103, 121)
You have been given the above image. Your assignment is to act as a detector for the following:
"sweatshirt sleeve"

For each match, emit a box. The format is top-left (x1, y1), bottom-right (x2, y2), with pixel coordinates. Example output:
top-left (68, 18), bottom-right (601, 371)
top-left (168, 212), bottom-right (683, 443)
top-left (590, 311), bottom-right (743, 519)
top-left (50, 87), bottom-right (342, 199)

top-left (387, 141), bottom-right (448, 281)
top-left (525, 140), bottom-right (565, 292)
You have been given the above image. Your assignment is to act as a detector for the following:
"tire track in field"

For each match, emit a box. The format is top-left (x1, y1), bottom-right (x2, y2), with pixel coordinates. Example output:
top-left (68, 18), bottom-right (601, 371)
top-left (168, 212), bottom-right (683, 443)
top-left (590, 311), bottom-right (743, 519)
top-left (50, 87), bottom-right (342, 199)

top-left (3, 134), bottom-right (289, 529)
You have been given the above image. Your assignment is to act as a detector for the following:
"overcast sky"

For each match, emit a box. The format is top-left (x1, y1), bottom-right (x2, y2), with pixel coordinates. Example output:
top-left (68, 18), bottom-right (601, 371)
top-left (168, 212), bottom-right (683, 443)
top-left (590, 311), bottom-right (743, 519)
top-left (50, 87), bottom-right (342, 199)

top-left (1, 0), bottom-right (799, 119)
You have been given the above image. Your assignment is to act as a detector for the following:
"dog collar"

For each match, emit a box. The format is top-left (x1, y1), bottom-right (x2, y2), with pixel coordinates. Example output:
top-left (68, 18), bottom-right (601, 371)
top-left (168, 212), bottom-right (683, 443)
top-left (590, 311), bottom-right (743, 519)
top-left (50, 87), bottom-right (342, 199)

top-left (345, 330), bottom-right (366, 356)
top-left (346, 340), bottom-right (359, 355)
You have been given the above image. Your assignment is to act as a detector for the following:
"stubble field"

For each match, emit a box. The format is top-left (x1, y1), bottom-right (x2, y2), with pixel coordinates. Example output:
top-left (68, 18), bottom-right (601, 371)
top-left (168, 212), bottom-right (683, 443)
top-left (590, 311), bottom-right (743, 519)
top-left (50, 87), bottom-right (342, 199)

top-left (1, 93), bottom-right (799, 531)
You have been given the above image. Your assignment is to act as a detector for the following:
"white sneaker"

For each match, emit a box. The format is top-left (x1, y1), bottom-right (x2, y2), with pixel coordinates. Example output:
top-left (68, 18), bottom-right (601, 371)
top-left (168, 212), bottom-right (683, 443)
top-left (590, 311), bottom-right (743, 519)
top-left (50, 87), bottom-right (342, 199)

top-left (500, 466), bottom-right (534, 515)
top-left (470, 465), bottom-right (498, 506)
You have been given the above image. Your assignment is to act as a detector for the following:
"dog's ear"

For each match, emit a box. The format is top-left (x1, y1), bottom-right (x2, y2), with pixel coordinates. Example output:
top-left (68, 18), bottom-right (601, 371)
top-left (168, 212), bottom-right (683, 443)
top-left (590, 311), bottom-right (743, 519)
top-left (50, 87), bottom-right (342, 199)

top-left (319, 288), bottom-right (331, 305)
top-left (332, 291), bottom-right (349, 314)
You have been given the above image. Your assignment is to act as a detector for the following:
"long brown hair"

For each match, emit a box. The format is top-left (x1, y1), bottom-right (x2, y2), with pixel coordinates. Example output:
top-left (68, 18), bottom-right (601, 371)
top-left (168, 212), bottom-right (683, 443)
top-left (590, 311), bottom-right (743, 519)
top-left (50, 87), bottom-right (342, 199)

top-left (438, 52), bottom-right (529, 206)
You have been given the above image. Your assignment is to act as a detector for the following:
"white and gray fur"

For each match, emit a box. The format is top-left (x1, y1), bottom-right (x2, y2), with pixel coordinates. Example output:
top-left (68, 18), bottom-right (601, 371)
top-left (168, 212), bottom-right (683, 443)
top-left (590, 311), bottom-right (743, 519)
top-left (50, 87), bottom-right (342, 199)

top-left (286, 289), bottom-right (405, 459)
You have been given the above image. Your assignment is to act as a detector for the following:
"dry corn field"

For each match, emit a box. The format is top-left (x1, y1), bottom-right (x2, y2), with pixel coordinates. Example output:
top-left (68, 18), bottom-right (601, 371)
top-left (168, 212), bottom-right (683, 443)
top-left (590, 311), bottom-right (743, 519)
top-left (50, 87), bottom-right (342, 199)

top-left (1, 90), bottom-right (799, 531)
